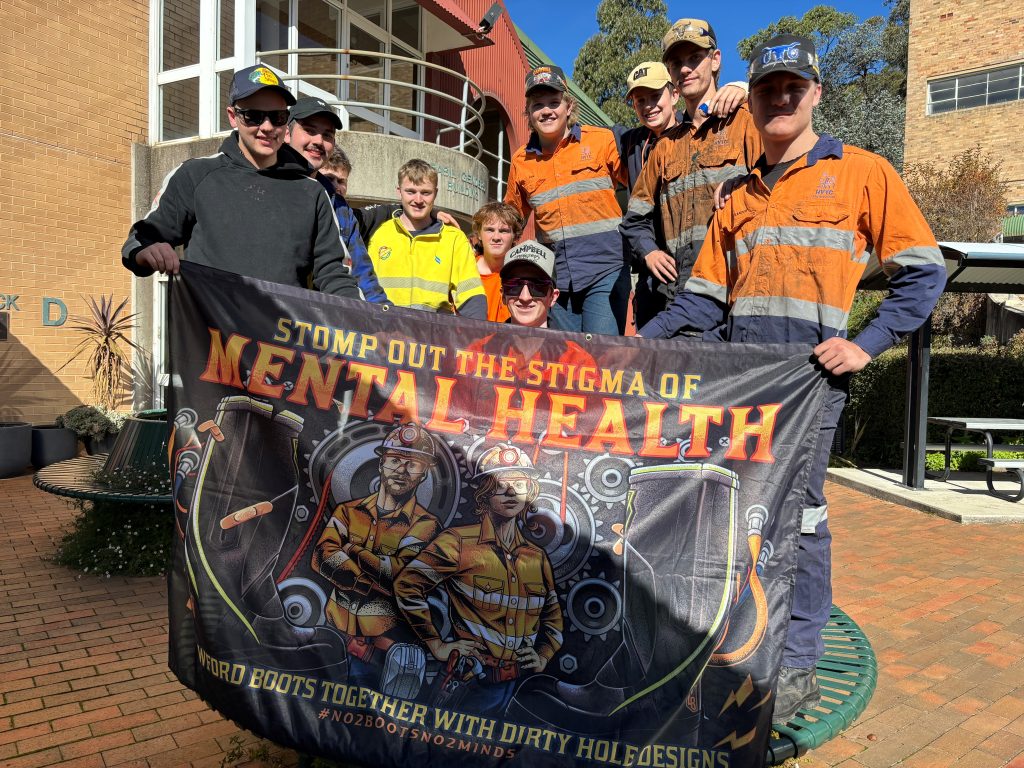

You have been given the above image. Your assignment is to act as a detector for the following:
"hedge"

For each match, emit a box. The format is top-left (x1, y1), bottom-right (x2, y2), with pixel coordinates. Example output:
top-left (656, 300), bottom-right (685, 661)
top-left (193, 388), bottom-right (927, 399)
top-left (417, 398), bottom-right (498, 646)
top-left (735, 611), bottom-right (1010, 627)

top-left (846, 344), bottom-right (1024, 467)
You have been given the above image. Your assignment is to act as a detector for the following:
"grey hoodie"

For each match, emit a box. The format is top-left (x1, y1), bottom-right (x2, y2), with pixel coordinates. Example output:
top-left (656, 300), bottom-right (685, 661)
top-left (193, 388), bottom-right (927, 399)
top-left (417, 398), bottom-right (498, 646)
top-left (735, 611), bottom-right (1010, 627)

top-left (122, 133), bottom-right (359, 298)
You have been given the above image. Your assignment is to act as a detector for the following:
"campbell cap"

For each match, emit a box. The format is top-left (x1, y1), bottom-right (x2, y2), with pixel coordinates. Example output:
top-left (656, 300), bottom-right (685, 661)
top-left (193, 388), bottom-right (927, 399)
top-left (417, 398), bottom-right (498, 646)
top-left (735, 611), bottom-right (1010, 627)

top-left (525, 65), bottom-right (568, 96)
top-left (229, 64), bottom-right (296, 105)
top-left (662, 18), bottom-right (717, 60)
top-left (290, 97), bottom-right (342, 129)
top-left (625, 61), bottom-right (673, 96)
top-left (500, 240), bottom-right (556, 281)
top-left (747, 34), bottom-right (821, 87)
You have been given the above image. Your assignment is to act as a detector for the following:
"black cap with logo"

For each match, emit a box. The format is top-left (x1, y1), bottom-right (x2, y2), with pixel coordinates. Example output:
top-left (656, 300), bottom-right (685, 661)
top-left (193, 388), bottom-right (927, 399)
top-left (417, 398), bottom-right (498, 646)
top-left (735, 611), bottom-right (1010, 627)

top-left (747, 34), bottom-right (821, 87)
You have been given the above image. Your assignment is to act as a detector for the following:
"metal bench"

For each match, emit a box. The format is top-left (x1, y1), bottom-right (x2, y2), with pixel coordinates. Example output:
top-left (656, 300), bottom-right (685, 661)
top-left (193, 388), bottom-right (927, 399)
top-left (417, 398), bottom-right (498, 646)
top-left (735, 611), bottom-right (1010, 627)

top-left (977, 458), bottom-right (1024, 502)
top-left (767, 606), bottom-right (877, 765)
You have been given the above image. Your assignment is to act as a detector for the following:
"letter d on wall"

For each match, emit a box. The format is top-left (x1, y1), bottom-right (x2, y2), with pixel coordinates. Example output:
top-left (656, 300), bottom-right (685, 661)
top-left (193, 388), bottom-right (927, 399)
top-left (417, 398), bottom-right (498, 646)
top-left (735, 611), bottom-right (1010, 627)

top-left (42, 297), bottom-right (67, 326)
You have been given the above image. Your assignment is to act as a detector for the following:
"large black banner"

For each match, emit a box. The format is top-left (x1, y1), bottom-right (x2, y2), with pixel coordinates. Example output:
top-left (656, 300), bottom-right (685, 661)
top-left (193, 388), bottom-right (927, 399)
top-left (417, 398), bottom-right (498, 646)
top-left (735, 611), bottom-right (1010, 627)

top-left (167, 262), bottom-right (827, 768)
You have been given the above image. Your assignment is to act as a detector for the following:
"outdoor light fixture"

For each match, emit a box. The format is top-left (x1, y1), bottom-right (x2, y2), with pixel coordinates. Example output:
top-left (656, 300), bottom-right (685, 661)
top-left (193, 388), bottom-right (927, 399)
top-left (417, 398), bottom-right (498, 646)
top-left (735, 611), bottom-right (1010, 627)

top-left (477, 2), bottom-right (503, 35)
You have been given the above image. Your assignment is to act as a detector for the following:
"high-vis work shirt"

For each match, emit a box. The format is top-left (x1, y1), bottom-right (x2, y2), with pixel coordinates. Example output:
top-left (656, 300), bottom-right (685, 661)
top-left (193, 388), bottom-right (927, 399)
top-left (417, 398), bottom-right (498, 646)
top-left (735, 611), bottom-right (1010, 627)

top-left (313, 493), bottom-right (439, 638)
top-left (367, 214), bottom-right (487, 318)
top-left (505, 124), bottom-right (627, 292)
top-left (621, 106), bottom-right (762, 299)
top-left (394, 514), bottom-right (563, 664)
top-left (639, 135), bottom-right (946, 354)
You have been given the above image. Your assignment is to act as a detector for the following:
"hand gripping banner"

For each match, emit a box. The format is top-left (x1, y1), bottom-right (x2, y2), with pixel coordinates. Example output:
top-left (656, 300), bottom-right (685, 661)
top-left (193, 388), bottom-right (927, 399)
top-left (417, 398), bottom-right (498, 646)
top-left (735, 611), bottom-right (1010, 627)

top-left (167, 262), bottom-right (828, 768)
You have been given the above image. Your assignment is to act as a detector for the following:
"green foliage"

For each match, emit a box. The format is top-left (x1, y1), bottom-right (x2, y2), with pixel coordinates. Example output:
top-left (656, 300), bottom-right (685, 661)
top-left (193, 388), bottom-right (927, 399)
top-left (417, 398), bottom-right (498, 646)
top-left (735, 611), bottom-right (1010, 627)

top-left (56, 404), bottom-right (126, 439)
top-left (904, 148), bottom-right (1008, 242)
top-left (737, 5), bottom-right (907, 168)
top-left (846, 344), bottom-right (1024, 466)
top-left (930, 293), bottom-right (988, 346)
top-left (847, 291), bottom-right (885, 338)
top-left (57, 295), bottom-right (144, 410)
top-left (925, 449), bottom-right (1024, 473)
top-left (53, 499), bottom-right (172, 577)
top-left (573, 0), bottom-right (670, 127)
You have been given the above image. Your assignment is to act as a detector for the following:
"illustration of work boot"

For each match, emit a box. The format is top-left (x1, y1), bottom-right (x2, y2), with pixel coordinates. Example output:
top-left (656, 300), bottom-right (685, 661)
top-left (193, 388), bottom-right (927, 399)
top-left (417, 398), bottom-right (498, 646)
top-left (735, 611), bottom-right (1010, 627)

top-left (184, 396), bottom-right (345, 669)
top-left (509, 463), bottom-right (745, 743)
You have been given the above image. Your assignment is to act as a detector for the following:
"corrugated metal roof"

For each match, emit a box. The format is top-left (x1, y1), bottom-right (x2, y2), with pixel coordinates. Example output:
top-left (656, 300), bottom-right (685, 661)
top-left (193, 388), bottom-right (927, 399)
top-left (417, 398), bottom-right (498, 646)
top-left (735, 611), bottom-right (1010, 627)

top-left (938, 241), bottom-right (1024, 294)
top-left (513, 23), bottom-right (615, 128)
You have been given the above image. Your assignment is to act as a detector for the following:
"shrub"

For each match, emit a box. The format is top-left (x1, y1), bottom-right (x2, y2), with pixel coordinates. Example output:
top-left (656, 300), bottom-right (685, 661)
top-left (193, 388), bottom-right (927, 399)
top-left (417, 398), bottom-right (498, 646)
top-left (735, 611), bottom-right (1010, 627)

top-left (925, 449), bottom-right (1024, 473)
top-left (930, 294), bottom-right (987, 346)
top-left (56, 405), bottom-right (126, 439)
top-left (846, 343), bottom-right (1024, 466)
top-left (54, 499), bottom-right (173, 577)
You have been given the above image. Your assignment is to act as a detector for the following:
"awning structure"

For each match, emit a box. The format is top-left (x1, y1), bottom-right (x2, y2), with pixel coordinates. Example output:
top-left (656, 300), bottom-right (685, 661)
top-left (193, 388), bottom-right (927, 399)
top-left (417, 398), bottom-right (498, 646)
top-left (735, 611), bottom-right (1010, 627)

top-left (902, 242), bottom-right (1024, 488)
top-left (1004, 215), bottom-right (1024, 241)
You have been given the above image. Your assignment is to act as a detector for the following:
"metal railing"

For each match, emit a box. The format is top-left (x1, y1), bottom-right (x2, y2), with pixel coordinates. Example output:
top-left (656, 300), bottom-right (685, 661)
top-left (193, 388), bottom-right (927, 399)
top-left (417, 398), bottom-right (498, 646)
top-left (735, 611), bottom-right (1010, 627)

top-left (258, 48), bottom-right (489, 162)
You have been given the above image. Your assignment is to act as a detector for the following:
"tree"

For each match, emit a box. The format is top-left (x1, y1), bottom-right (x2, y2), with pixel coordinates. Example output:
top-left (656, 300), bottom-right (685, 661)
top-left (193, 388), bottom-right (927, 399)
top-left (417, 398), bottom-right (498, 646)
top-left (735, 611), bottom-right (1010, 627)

top-left (737, 4), bottom-right (907, 168)
top-left (904, 149), bottom-right (1008, 243)
top-left (573, 0), bottom-right (670, 127)
top-left (904, 149), bottom-right (1008, 345)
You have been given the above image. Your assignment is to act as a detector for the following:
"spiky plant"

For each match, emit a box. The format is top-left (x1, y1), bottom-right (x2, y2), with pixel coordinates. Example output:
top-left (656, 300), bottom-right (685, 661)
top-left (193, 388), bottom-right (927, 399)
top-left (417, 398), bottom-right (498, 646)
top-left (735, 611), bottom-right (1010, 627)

top-left (58, 295), bottom-right (145, 410)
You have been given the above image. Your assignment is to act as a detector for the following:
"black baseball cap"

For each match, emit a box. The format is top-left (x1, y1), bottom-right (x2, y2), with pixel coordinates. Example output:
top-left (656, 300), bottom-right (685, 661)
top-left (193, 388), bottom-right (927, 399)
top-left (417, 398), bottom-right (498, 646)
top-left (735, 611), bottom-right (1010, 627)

top-left (229, 64), bottom-right (296, 105)
top-left (525, 65), bottom-right (568, 95)
top-left (747, 34), bottom-right (821, 87)
top-left (290, 97), bottom-right (343, 129)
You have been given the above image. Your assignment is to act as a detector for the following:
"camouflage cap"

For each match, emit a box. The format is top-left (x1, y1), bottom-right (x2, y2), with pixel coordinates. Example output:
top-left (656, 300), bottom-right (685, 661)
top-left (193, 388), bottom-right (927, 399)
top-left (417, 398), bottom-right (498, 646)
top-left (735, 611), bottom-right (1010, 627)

top-left (662, 18), bottom-right (717, 60)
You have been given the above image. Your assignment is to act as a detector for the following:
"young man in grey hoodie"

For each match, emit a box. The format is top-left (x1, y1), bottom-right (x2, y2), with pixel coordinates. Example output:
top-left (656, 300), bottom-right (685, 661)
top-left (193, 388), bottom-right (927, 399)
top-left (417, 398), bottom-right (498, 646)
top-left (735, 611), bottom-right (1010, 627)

top-left (122, 65), bottom-right (359, 299)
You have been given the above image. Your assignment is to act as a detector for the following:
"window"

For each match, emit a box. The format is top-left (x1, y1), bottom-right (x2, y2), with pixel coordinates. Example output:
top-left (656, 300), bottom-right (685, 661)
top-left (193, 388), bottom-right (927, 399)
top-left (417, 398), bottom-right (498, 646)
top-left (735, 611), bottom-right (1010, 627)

top-left (1008, 203), bottom-right (1024, 216)
top-left (928, 64), bottom-right (1023, 115)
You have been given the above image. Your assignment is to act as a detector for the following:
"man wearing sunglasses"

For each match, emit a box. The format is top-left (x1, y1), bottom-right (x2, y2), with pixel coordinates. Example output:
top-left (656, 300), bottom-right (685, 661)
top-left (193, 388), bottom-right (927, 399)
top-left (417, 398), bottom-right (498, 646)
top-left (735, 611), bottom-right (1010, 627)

top-left (122, 65), bottom-right (359, 299)
top-left (499, 241), bottom-right (560, 328)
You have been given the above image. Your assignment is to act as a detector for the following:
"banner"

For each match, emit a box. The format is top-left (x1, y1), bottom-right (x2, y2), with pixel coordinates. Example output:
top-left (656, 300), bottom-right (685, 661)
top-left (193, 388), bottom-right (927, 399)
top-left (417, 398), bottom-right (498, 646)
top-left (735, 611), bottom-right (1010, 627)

top-left (167, 262), bottom-right (827, 768)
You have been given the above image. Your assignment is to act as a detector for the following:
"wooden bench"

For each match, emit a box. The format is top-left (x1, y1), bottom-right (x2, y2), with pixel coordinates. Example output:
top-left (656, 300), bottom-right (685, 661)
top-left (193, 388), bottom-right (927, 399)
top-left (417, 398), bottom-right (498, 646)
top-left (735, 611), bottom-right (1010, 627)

top-left (767, 606), bottom-right (877, 765)
top-left (977, 458), bottom-right (1024, 502)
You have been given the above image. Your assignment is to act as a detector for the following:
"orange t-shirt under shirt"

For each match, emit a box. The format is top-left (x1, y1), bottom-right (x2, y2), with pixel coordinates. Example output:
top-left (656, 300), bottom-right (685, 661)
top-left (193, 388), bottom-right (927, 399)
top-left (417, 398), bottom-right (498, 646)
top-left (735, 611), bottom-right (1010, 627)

top-left (480, 272), bottom-right (511, 323)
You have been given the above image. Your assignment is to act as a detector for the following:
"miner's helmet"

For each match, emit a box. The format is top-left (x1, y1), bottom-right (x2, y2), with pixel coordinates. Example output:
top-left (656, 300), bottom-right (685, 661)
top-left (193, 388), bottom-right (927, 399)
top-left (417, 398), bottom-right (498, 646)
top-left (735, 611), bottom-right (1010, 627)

top-left (473, 444), bottom-right (540, 481)
top-left (374, 422), bottom-right (438, 465)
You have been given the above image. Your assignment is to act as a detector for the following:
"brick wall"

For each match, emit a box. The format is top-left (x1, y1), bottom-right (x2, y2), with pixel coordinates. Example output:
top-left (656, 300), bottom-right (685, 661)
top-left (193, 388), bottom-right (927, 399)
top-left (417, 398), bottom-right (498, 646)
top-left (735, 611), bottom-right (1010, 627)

top-left (0, 0), bottom-right (148, 424)
top-left (905, 1), bottom-right (1024, 203)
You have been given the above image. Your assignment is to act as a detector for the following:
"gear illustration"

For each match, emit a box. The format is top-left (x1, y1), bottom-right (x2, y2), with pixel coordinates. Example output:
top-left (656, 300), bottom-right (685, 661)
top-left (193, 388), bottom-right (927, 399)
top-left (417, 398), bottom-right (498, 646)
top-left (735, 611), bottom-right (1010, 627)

top-left (580, 453), bottom-right (638, 504)
top-left (566, 578), bottom-right (623, 639)
top-left (526, 480), bottom-right (595, 582)
top-left (278, 577), bottom-right (328, 627)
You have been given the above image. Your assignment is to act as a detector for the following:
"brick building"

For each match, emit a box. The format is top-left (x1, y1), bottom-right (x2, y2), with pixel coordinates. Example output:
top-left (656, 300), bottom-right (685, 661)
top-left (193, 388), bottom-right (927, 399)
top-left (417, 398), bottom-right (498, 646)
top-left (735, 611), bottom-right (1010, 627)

top-left (0, 1), bottom-right (607, 426)
top-left (904, 0), bottom-right (1024, 213)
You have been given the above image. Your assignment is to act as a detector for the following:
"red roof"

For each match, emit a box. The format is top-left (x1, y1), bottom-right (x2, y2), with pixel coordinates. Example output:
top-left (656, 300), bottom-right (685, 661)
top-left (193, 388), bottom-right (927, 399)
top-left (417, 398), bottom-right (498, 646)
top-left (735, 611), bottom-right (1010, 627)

top-left (415, 0), bottom-right (482, 39)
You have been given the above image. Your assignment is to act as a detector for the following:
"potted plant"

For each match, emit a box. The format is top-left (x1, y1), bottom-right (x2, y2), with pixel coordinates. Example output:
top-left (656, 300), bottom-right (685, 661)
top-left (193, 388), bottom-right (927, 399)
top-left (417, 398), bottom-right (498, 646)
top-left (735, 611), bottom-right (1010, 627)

top-left (31, 423), bottom-right (79, 468)
top-left (56, 405), bottom-right (127, 455)
top-left (0, 421), bottom-right (32, 478)
top-left (57, 295), bottom-right (144, 411)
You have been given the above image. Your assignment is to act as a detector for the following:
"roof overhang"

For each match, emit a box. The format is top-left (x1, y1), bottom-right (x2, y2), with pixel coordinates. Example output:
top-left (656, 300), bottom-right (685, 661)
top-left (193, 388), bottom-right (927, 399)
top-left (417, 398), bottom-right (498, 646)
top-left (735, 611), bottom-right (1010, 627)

top-left (416, 0), bottom-right (493, 53)
top-left (858, 242), bottom-right (1024, 293)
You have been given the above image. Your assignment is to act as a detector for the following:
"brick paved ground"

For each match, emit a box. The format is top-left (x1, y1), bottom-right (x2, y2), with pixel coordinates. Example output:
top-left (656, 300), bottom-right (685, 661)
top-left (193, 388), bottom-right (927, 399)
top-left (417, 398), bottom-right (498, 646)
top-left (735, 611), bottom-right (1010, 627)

top-left (2, 474), bottom-right (1023, 767)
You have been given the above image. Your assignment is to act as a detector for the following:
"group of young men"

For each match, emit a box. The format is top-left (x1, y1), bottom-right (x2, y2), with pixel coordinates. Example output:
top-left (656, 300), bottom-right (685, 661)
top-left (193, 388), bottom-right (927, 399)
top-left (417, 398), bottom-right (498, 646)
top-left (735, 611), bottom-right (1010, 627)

top-left (123, 20), bottom-right (946, 725)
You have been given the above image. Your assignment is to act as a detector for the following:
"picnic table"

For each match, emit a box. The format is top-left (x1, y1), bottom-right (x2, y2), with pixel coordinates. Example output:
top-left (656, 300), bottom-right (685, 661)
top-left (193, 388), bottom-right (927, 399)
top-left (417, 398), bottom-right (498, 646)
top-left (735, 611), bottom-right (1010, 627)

top-left (926, 417), bottom-right (1024, 501)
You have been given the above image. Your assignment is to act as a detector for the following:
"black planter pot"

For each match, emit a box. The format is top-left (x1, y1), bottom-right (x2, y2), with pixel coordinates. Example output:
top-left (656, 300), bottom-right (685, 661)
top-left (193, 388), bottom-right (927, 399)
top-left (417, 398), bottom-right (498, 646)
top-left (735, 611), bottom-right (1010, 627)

top-left (0, 421), bottom-right (32, 478)
top-left (31, 425), bottom-right (78, 468)
top-left (85, 433), bottom-right (119, 455)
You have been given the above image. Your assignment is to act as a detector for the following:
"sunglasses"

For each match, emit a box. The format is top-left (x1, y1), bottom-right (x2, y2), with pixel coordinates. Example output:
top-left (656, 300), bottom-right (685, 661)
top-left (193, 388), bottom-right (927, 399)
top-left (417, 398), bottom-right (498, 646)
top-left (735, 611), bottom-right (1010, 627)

top-left (232, 107), bottom-right (290, 127)
top-left (501, 277), bottom-right (553, 298)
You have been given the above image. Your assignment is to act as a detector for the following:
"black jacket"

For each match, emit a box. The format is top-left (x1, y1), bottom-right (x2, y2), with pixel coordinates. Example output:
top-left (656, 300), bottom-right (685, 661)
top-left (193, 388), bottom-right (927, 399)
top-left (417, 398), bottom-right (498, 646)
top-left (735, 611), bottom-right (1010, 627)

top-left (122, 133), bottom-right (359, 298)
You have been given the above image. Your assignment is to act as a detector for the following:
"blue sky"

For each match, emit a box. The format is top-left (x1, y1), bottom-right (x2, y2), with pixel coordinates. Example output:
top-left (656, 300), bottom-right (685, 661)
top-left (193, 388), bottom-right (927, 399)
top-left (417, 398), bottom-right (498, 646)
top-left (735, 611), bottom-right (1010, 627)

top-left (509, 0), bottom-right (890, 84)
